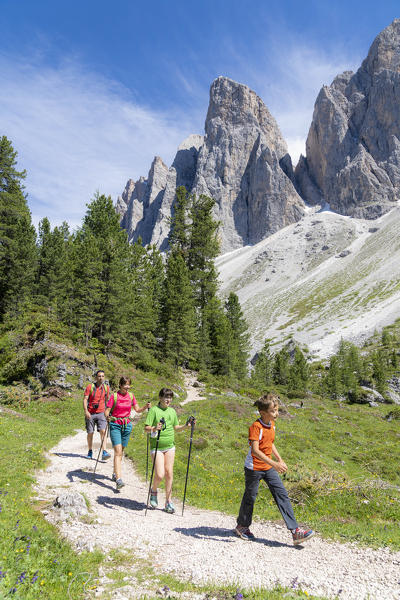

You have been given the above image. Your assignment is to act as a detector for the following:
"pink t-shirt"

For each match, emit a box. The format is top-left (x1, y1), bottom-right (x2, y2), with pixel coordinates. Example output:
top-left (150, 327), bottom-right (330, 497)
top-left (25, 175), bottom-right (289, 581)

top-left (107, 391), bottom-right (137, 424)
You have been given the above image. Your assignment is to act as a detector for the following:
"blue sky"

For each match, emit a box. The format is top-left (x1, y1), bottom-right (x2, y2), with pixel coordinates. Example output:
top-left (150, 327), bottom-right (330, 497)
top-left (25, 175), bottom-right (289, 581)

top-left (1, 0), bottom-right (399, 228)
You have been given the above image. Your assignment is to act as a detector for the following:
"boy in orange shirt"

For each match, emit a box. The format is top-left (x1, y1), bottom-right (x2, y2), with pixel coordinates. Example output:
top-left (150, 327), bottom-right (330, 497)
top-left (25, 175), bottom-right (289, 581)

top-left (235, 392), bottom-right (314, 546)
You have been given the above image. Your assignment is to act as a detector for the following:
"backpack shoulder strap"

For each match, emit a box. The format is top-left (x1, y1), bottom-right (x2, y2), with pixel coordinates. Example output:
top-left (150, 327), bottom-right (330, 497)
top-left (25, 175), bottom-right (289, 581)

top-left (110, 393), bottom-right (118, 416)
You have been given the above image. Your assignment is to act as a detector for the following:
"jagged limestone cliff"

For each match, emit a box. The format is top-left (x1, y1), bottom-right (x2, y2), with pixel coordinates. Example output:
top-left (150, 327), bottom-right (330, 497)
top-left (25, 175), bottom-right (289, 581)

top-left (296, 19), bottom-right (400, 218)
top-left (117, 77), bottom-right (305, 252)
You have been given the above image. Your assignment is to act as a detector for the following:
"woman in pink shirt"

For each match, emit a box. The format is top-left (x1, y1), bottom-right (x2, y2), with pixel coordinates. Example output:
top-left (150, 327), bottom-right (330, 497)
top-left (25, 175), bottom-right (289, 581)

top-left (105, 376), bottom-right (150, 490)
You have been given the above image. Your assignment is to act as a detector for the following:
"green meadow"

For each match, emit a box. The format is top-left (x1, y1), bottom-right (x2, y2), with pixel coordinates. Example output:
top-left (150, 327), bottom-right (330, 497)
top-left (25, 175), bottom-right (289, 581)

top-left (129, 388), bottom-right (400, 551)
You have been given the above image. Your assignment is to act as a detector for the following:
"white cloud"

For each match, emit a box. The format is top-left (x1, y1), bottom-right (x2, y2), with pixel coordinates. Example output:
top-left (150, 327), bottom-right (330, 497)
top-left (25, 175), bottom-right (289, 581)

top-left (0, 54), bottom-right (199, 228)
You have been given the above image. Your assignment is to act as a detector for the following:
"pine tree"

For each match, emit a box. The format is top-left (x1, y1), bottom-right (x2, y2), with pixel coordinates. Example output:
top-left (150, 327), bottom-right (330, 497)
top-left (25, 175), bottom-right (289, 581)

top-left (67, 229), bottom-right (103, 345)
top-left (325, 355), bottom-right (343, 398)
top-left (225, 292), bottom-right (249, 378)
top-left (288, 347), bottom-right (309, 391)
top-left (80, 193), bottom-right (133, 349)
top-left (127, 242), bottom-right (164, 354)
top-left (372, 349), bottom-right (386, 394)
top-left (188, 194), bottom-right (220, 309)
top-left (168, 186), bottom-right (190, 255)
top-left (36, 218), bottom-right (70, 311)
top-left (161, 250), bottom-right (197, 366)
top-left (273, 347), bottom-right (290, 385)
top-left (0, 136), bottom-right (37, 318)
top-left (252, 340), bottom-right (274, 387)
top-left (337, 340), bottom-right (359, 400)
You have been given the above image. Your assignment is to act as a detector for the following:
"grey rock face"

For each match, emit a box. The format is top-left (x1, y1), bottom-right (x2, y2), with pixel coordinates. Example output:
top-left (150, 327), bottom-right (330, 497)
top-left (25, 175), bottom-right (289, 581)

top-left (117, 77), bottom-right (304, 252)
top-left (297, 19), bottom-right (400, 217)
top-left (54, 492), bottom-right (88, 519)
top-left (192, 77), bottom-right (304, 251)
top-left (119, 136), bottom-right (203, 249)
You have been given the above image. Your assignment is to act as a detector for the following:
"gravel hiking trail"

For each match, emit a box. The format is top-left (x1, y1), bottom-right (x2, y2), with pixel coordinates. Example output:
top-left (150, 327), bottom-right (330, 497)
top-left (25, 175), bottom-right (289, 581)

top-left (33, 376), bottom-right (400, 600)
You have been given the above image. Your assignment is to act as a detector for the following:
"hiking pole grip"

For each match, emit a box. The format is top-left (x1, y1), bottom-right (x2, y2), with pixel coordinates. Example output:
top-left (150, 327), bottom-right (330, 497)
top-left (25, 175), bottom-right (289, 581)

top-left (145, 418), bottom-right (165, 516)
top-left (182, 417), bottom-right (195, 516)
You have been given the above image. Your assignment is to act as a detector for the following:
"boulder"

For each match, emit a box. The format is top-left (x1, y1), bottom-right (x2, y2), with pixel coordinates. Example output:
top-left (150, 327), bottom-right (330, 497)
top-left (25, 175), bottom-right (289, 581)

top-left (53, 492), bottom-right (88, 518)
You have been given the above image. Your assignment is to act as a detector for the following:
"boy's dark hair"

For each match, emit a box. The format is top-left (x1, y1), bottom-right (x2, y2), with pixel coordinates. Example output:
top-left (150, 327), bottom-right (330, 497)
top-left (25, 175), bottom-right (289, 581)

top-left (159, 387), bottom-right (174, 399)
top-left (95, 370), bottom-right (105, 377)
top-left (119, 376), bottom-right (131, 387)
top-left (253, 392), bottom-right (279, 412)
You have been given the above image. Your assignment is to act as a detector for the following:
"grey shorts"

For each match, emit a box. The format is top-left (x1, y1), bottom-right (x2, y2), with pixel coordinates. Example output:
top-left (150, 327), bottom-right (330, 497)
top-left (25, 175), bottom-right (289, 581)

top-left (85, 412), bottom-right (107, 433)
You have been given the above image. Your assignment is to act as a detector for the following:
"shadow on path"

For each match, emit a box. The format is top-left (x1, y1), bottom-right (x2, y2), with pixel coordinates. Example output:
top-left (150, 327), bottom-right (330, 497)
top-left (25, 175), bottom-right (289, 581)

top-left (53, 452), bottom-right (88, 459)
top-left (174, 526), bottom-right (294, 548)
top-left (97, 495), bottom-right (147, 511)
top-left (66, 468), bottom-right (114, 492)
top-left (174, 526), bottom-right (235, 543)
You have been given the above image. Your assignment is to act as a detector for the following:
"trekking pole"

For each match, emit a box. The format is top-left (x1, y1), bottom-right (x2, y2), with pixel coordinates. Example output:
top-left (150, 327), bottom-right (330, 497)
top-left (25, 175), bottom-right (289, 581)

top-left (145, 401), bottom-right (151, 483)
top-left (92, 422), bottom-right (109, 480)
top-left (145, 417), bottom-right (166, 516)
top-left (182, 416), bottom-right (195, 516)
top-left (146, 433), bottom-right (149, 483)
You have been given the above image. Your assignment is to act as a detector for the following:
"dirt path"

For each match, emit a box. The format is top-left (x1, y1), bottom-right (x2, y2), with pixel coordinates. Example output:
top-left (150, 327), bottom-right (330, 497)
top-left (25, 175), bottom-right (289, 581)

top-left (33, 379), bottom-right (400, 600)
top-left (181, 371), bottom-right (205, 405)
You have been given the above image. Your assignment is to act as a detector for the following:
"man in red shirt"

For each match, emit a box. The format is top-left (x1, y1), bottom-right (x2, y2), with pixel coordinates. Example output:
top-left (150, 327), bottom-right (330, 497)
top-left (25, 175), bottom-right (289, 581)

top-left (83, 370), bottom-right (111, 460)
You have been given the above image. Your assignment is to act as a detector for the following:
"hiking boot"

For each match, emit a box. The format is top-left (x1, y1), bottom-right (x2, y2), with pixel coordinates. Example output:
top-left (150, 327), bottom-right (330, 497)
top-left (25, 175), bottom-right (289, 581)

top-left (149, 491), bottom-right (158, 508)
top-left (111, 472), bottom-right (117, 482)
top-left (116, 478), bottom-right (125, 490)
top-left (235, 525), bottom-right (255, 540)
top-left (102, 450), bottom-right (111, 460)
top-left (292, 527), bottom-right (314, 546)
top-left (87, 449), bottom-right (93, 459)
top-left (165, 502), bottom-right (175, 514)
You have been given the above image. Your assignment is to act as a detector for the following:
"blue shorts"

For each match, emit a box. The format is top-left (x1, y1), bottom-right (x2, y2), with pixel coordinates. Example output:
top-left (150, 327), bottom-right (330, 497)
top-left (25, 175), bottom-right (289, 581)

top-left (109, 422), bottom-right (133, 448)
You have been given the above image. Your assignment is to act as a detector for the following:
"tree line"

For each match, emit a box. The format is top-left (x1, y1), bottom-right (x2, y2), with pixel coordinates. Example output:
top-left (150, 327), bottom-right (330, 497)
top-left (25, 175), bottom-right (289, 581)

top-left (0, 136), bottom-right (248, 378)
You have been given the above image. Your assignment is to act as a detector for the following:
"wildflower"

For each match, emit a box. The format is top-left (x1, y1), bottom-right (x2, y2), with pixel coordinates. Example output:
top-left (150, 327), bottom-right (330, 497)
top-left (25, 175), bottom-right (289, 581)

top-left (31, 571), bottom-right (39, 584)
top-left (9, 587), bottom-right (17, 594)
top-left (40, 580), bottom-right (45, 585)
top-left (68, 572), bottom-right (72, 576)
top-left (14, 520), bottom-right (20, 529)
top-left (32, 526), bottom-right (37, 531)
top-left (17, 572), bottom-right (26, 584)
top-left (0, 570), bottom-right (6, 580)
top-left (234, 590), bottom-right (244, 600)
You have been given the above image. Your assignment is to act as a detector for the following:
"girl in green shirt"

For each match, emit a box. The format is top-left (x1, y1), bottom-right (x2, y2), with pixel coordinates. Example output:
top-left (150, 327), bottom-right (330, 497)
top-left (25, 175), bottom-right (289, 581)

top-left (144, 388), bottom-right (193, 513)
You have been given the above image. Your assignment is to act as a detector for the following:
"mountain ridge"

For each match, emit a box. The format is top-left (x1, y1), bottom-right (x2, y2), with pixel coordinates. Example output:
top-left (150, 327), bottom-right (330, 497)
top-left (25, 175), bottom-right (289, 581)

top-left (117, 20), bottom-right (400, 255)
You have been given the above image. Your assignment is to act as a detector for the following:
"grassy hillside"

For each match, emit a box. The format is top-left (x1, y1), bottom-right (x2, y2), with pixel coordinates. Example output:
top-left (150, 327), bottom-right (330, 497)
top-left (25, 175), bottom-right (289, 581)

top-left (1, 311), bottom-right (399, 598)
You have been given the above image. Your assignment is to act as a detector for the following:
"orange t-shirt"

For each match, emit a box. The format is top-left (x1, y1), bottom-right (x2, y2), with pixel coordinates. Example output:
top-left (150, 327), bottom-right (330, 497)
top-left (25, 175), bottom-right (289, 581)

top-left (244, 418), bottom-right (276, 471)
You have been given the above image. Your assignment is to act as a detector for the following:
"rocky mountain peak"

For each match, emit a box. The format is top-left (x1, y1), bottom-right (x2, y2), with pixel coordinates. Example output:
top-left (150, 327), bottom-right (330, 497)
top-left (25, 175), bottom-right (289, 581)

top-left (362, 18), bottom-right (400, 76)
top-left (118, 76), bottom-right (304, 252)
top-left (117, 21), bottom-right (400, 252)
top-left (205, 77), bottom-right (287, 157)
top-left (296, 19), bottom-right (400, 219)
